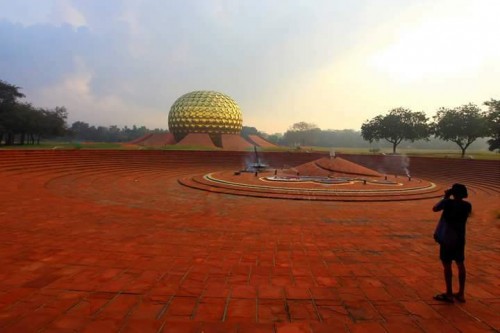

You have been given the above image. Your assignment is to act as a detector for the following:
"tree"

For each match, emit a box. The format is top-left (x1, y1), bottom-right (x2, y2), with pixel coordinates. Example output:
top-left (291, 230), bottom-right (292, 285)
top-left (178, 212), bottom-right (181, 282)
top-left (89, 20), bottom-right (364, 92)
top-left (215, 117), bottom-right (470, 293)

top-left (289, 122), bottom-right (318, 132)
top-left (0, 79), bottom-right (69, 145)
top-left (283, 122), bottom-right (321, 146)
top-left (0, 80), bottom-right (24, 105)
top-left (316, 129), bottom-right (367, 148)
top-left (40, 107), bottom-right (68, 141)
top-left (361, 107), bottom-right (430, 154)
top-left (0, 103), bottom-right (30, 145)
top-left (0, 80), bottom-right (25, 144)
top-left (265, 133), bottom-right (283, 145)
top-left (433, 103), bottom-right (488, 157)
top-left (68, 121), bottom-right (167, 142)
top-left (12, 103), bottom-right (36, 145)
top-left (241, 126), bottom-right (260, 140)
top-left (484, 99), bottom-right (500, 152)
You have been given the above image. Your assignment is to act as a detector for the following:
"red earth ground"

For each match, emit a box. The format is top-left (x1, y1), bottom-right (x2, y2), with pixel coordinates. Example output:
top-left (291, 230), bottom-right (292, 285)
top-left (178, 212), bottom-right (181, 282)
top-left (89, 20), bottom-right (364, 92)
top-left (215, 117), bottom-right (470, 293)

top-left (0, 150), bottom-right (498, 333)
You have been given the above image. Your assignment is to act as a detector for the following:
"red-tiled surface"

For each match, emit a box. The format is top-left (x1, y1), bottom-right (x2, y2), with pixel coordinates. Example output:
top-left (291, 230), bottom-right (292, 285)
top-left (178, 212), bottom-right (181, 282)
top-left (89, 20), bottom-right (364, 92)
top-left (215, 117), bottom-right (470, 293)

top-left (0, 150), bottom-right (498, 332)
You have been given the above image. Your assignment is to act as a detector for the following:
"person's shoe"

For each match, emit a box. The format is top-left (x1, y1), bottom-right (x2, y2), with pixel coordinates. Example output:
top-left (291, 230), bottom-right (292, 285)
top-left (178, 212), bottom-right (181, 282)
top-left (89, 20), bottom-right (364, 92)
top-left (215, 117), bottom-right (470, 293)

top-left (433, 293), bottom-right (454, 303)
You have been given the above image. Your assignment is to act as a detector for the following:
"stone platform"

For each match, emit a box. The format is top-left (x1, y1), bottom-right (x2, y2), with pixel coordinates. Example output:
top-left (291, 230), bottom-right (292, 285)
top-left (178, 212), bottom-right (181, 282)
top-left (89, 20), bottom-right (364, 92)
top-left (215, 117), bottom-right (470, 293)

top-left (0, 150), bottom-right (498, 332)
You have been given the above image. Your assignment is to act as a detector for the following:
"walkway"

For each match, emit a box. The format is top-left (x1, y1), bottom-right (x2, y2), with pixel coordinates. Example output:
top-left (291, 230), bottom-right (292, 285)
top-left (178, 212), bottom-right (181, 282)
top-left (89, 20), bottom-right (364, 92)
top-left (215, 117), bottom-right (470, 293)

top-left (0, 150), bottom-right (498, 332)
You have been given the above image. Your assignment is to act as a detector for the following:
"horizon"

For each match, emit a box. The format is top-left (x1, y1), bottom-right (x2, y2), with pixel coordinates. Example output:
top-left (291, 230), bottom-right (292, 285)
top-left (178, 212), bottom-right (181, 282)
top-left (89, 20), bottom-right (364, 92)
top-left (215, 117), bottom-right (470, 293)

top-left (1, 0), bottom-right (498, 133)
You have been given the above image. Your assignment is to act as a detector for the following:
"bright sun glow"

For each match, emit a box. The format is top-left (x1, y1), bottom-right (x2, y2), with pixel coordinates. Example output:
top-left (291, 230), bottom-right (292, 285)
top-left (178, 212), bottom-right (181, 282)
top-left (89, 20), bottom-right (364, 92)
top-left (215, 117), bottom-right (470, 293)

top-left (368, 0), bottom-right (499, 83)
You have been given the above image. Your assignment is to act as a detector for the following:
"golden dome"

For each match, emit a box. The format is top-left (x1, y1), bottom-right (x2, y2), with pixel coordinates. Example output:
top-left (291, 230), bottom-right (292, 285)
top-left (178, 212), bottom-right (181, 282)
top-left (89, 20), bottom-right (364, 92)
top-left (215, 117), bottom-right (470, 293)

top-left (168, 91), bottom-right (243, 142)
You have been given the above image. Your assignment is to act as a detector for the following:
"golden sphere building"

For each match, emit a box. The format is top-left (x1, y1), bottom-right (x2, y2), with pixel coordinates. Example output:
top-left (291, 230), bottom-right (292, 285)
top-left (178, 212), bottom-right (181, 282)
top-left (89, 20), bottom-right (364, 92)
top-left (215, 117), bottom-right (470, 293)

top-left (132, 90), bottom-right (276, 149)
top-left (168, 91), bottom-right (243, 146)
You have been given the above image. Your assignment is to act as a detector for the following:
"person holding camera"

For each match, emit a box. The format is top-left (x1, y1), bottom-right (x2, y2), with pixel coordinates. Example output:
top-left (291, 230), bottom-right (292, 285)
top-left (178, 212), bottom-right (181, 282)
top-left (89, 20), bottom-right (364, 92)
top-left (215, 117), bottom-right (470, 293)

top-left (432, 183), bottom-right (472, 303)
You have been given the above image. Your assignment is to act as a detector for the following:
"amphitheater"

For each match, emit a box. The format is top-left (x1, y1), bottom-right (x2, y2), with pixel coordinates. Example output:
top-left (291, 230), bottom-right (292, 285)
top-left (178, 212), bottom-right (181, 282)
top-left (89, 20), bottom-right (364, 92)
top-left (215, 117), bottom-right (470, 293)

top-left (0, 150), bottom-right (498, 332)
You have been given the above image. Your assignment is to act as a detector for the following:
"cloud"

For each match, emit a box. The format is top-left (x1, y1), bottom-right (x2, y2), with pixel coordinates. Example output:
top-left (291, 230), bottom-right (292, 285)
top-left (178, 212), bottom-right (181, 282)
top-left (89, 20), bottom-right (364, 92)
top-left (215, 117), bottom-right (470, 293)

top-left (0, 0), bottom-right (498, 133)
top-left (2, 1), bottom-right (365, 131)
top-left (32, 58), bottom-right (164, 128)
top-left (0, 0), bottom-right (54, 26)
top-left (48, 0), bottom-right (86, 27)
top-left (0, 20), bottom-right (90, 89)
top-left (277, 0), bottom-right (500, 130)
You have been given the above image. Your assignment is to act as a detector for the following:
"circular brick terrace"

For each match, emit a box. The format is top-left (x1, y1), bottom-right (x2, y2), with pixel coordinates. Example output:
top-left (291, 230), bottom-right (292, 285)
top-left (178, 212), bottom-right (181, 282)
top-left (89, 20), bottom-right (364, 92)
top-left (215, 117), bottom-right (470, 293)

top-left (0, 150), bottom-right (498, 333)
top-left (179, 170), bottom-right (441, 202)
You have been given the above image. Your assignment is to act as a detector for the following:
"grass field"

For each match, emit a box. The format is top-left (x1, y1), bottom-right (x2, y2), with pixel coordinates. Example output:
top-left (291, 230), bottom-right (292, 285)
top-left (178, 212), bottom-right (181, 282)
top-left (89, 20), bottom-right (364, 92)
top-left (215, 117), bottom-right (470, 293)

top-left (1, 141), bottom-right (499, 160)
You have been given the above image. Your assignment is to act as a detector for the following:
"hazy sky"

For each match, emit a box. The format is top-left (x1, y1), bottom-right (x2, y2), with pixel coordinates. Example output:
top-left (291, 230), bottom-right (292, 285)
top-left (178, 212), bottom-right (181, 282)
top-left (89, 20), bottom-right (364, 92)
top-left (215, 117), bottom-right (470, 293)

top-left (0, 0), bottom-right (498, 133)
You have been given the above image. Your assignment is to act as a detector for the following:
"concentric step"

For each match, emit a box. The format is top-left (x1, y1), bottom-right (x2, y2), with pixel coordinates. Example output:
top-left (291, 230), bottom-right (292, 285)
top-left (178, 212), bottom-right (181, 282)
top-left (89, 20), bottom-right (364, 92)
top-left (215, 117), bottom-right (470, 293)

top-left (179, 170), bottom-right (444, 202)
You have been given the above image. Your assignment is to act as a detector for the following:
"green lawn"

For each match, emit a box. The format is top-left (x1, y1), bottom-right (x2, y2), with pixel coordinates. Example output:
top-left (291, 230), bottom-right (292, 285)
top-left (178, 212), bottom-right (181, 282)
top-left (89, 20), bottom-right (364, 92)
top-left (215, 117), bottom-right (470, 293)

top-left (1, 141), bottom-right (498, 160)
top-left (267, 146), bottom-right (499, 160)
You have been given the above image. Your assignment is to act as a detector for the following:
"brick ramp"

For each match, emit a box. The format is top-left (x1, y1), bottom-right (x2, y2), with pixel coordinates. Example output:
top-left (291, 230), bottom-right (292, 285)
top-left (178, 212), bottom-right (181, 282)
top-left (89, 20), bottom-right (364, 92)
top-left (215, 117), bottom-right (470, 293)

top-left (176, 133), bottom-right (218, 148)
top-left (140, 133), bottom-right (176, 146)
top-left (128, 133), bottom-right (153, 144)
top-left (247, 134), bottom-right (278, 148)
top-left (220, 134), bottom-right (254, 151)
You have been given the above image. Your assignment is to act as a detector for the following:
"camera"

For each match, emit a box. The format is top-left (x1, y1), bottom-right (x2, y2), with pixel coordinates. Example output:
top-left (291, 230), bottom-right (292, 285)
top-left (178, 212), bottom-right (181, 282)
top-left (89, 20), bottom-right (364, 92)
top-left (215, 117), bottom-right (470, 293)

top-left (444, 188), bottom-right (453, 198)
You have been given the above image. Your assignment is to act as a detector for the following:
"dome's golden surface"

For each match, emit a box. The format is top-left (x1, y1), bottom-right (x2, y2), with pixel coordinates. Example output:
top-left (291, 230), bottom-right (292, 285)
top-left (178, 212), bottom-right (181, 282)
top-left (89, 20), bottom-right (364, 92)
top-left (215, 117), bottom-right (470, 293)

top-left (168, 91), bottom-right (243, 141)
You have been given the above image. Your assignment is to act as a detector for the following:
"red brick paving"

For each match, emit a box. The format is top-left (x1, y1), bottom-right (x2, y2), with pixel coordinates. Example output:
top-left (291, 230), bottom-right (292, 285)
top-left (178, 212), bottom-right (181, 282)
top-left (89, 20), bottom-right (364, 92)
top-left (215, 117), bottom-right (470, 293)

top-left (0, 150), bottom-right (498, 332)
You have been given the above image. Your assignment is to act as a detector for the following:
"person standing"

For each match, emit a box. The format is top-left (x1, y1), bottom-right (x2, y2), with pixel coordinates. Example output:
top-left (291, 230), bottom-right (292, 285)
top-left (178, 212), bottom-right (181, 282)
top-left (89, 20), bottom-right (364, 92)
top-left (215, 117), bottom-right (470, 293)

top-left (432, 183), bottom-right (472, 303)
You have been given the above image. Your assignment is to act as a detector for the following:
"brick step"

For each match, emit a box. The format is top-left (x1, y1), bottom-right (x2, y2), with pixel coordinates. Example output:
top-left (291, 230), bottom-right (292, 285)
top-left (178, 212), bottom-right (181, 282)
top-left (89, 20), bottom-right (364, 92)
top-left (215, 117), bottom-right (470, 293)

top-left (0, 149), bottom-right (312, 160)
top-left (179, 176), bottom-right (444, 202)
top-left (178, 173), bottom-right (444, 202)
top-left (0, 157), bottom-right (232, 171)
top-left (1, 151), bottom-right (497, 196)
top-left (1, 163), bottom-right (202, 184)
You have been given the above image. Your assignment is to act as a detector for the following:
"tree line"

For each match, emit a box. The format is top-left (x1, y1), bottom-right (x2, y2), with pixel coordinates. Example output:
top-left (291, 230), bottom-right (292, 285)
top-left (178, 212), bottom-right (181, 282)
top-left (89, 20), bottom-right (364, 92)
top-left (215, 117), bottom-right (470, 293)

top-left (68, 122), bottom-right (166, 142)
top-left (0, 80), bottom-right (68, 145)
top-left (0, 80), bottom-right (166, 145)
top-left (269, 101), bottom-right (498, 157)
top-left (1, 79), bottom-right (498, 156)
top-left (360, 103), bottom-right (499, 156)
